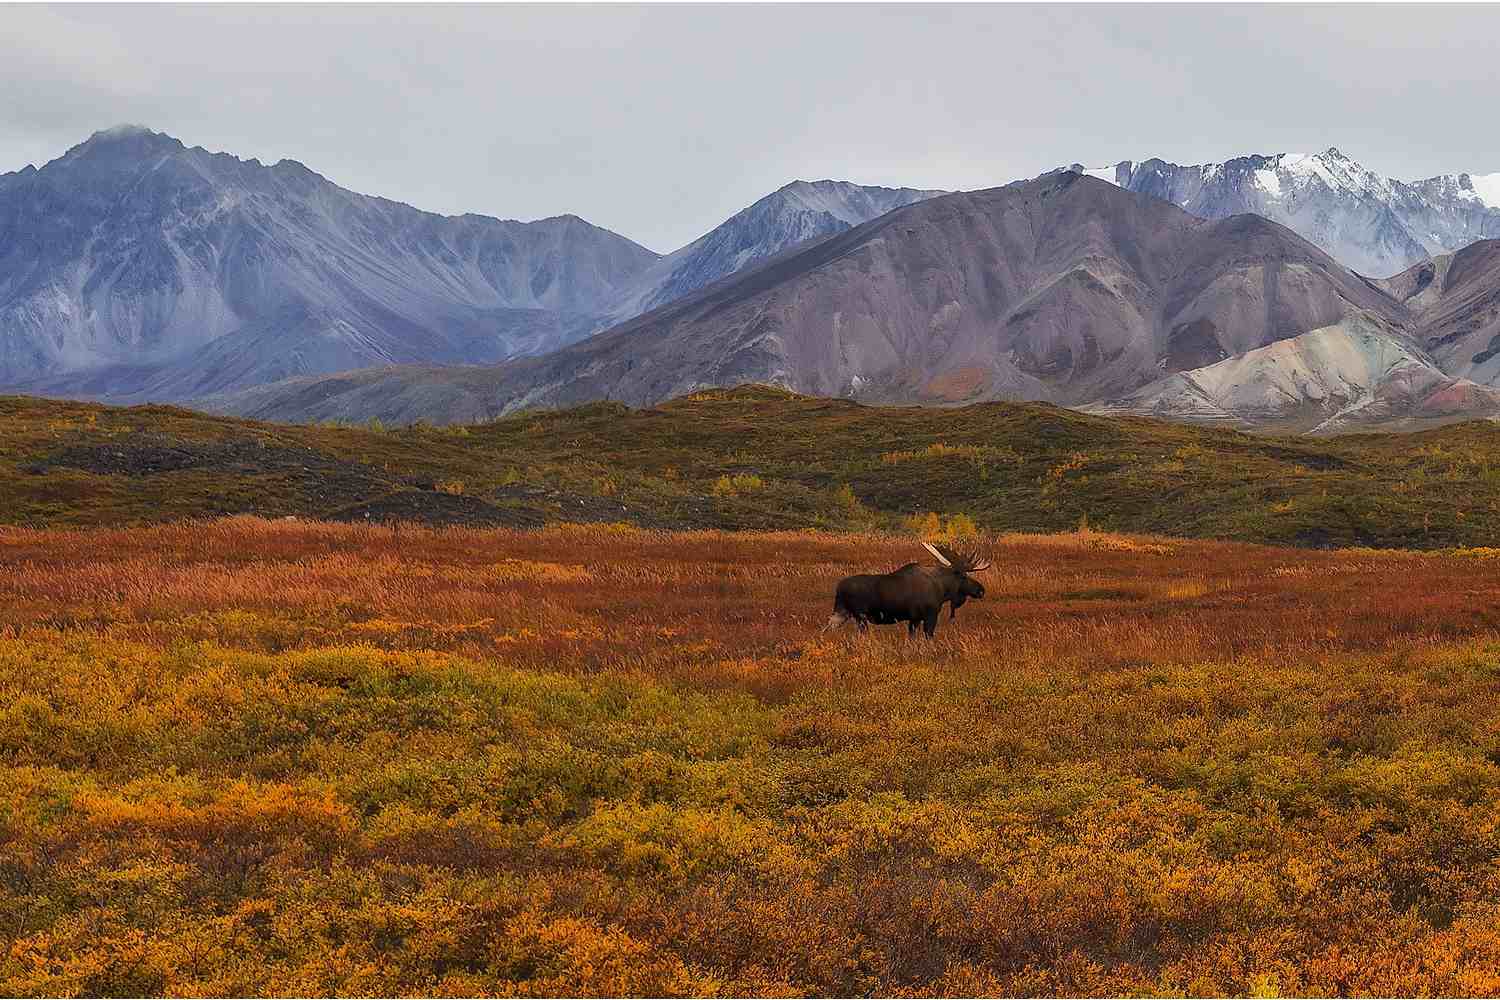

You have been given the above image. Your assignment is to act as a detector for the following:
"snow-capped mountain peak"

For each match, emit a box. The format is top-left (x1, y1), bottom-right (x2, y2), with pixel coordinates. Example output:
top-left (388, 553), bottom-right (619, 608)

top-left (1466, 173), bottom-right (1500, 209)
top-left (1276, 147), bottom-right (1393, 200)
top-left (91, 123), bottom-right (155, 140)
top-left (1067, 148), bottom-right (1500, 277)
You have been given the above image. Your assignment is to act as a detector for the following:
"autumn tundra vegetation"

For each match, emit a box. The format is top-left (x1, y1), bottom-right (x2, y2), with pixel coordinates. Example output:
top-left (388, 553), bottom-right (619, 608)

top-left (6, 512), bottom-right (1500, 996)
top-left (10, 390), bottom-right (1500, 994)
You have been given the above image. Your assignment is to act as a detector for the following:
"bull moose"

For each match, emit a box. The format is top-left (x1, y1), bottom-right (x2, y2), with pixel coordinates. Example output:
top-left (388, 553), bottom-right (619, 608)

top-left (824, 541), bottom-right (991, 638)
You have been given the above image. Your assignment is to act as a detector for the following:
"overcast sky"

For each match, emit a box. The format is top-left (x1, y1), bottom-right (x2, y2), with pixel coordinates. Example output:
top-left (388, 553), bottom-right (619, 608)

top-left (4, 3), bottom-right (1499, 252)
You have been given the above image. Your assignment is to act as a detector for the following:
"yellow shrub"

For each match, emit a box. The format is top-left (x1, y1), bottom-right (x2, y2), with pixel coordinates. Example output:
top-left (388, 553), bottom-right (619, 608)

top-left (902, 511), bottom-right (944, 538)
top-left (880, 442), bottom-right (986, 464)
top-left (712, 474), bottom-right (765, 497)
top-left (944, 513), bottom-right (980, 541)
top-left (903, 511), bottom-right (979, 541)
top-left (9, 520), bottom-right (1500, 996)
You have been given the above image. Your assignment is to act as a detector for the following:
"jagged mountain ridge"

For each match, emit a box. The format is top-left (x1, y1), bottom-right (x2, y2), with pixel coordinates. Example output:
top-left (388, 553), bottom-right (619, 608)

top-left (203, 173), bottom-right (1424, 428)
top-left (1071, 148), bottom-right (1500, 278)
top-left (11, 128), bottom-right (1500, 435)
top-left (0, 126), bottom-right (659, 394)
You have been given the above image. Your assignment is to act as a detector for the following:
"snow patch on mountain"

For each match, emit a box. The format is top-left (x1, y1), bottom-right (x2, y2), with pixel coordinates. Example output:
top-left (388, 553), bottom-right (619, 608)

top-left (1466, 172), bottom-right (1500, 209)
top-left (1254, 167), bottom-right (1282, 199)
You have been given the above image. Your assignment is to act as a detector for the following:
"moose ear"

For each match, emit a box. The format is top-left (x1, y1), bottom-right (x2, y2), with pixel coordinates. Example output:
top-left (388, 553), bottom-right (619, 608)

top-left (922, 541), bottom-right (952, 567)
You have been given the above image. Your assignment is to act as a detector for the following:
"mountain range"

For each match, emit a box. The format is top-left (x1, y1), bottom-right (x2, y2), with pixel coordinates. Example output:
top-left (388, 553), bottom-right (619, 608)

top-left (209, 173), bottom-right (1500, 433)
top-left (7, 127), bottom-right (1500, 434)
top-left (0, 126), bottom-right (939, 402)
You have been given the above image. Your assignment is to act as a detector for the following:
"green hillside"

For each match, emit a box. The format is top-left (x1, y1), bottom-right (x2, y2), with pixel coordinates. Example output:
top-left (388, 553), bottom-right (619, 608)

top-left (6, 386), bottom-right (1500, 547)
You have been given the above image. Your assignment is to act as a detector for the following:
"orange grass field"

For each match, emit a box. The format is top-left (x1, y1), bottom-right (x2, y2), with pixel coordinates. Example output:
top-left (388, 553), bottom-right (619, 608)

top-left (8, 518), bottom-right (1500, 996)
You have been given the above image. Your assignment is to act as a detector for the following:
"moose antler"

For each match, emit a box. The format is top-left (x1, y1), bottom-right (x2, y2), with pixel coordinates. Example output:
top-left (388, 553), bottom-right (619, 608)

top-left (923, 540), bottom-right (992, 573)
top-left (921, 541), bottom-right (952, 567)
top-left (960, 542), bottom-right (992, 573)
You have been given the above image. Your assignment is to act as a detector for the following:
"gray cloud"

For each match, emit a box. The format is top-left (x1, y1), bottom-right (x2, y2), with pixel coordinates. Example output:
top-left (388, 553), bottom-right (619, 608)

top-left (2, 3), bottom-right (1498, 252)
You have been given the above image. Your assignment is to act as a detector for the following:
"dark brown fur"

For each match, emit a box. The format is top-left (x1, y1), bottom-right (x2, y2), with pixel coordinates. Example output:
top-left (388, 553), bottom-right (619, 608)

top-left (825, 544), bottom-right (988, 638)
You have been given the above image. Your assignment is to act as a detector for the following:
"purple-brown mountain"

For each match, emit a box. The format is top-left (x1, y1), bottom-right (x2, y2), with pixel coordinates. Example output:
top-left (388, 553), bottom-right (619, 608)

top-left (211, 173), bottom-right (1500, 431)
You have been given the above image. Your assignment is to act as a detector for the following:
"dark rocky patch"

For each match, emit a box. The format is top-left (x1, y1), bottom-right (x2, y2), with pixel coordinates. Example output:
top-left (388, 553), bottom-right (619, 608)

top-left (29, 434), bottom-right (378, 480)
top-left (1166, 317), bottom-right (1227, 371)
top-left (327, 491), bottom-right (544, 529)
top-left (1472, 334), bottom-right (1500, 367)
top-left (26, 433), bottom-right (416, 517)
top-left (488, 484), bottom-right (713, 530)
top-left (1257, 446), bottom-right (1349, 472)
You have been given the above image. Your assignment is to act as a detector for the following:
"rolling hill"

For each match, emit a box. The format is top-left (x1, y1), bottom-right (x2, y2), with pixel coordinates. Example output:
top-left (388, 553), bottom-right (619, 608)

top-left (11, 385), bottom-right (1500, 549)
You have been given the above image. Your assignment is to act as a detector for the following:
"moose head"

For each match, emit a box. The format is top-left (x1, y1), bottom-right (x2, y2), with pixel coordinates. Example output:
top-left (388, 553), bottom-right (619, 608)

top-left (922, 541), bottom-right (991, 614)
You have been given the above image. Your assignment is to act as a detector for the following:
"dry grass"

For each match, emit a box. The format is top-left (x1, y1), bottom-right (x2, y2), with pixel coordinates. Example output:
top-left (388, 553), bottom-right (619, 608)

top-left (6, 518), bottom-right (1500, 995)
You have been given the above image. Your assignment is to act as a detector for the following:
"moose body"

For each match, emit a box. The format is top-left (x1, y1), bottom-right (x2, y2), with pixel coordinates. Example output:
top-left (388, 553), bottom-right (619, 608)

top-left (825, 543), bottom-right (989, 638)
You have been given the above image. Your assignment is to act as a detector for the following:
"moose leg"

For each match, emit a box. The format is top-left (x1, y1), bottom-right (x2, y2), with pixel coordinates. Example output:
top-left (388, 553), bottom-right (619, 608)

top-left (923, 609), bottom-right (940, 638)
top-left (907, 619), bottom-right (918, 639)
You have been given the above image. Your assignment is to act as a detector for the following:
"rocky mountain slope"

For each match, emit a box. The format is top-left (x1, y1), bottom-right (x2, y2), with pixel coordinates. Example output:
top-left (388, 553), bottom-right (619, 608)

top-left (1089, 313), bottom-right (1500, 434)
top-left (0, 126), bottom-right (660, 396)
top-left (1382, 239), bottom-right (1500, 383)
top-left (1073, 149), bottom-right (1500, 277)
top-left (1093, 238), bottom-right (1500, 433)
top-left (13, 128), bottom-right (1500, 435)
top-left (206, 173), bottom-right (1427, 428)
